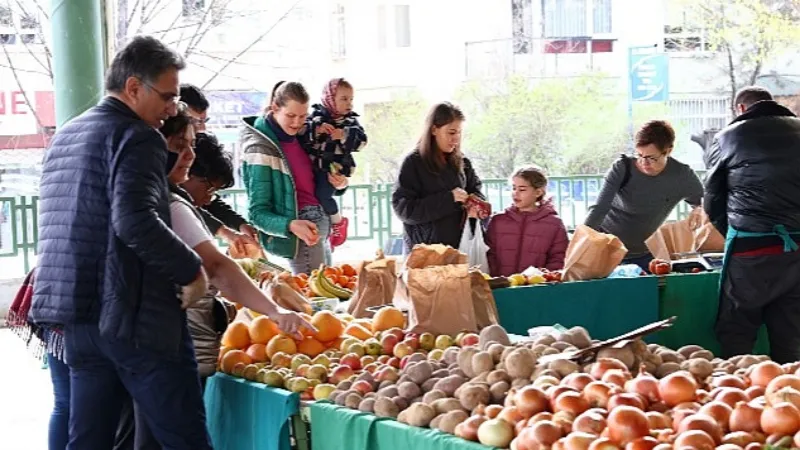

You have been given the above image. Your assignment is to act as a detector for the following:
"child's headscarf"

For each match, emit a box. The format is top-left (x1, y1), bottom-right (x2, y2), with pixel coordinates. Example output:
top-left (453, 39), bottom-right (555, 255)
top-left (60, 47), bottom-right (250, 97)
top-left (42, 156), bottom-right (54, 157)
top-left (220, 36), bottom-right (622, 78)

top-left (322, 78), bottom-right (344, 118)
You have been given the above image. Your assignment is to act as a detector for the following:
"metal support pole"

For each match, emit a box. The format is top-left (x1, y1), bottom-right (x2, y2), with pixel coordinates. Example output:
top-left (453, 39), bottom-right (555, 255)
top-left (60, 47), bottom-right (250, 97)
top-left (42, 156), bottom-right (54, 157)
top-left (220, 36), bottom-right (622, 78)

top-left (50, 0), bottom-right (106, 128)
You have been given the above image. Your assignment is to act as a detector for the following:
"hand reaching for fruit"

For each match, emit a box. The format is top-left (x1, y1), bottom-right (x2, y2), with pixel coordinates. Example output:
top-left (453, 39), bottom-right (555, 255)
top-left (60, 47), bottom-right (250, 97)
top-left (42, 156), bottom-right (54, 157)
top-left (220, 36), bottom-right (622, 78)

top-left (270, 309), bottom-right (317, 340)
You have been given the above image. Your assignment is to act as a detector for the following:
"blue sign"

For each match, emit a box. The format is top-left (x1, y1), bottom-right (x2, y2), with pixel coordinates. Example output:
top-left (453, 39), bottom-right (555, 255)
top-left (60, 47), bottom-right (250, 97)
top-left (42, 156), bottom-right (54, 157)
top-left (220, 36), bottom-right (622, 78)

top-left (205, 91), bottom-right (268, 127)
top-left (629, 48), bottom-right (669, 102)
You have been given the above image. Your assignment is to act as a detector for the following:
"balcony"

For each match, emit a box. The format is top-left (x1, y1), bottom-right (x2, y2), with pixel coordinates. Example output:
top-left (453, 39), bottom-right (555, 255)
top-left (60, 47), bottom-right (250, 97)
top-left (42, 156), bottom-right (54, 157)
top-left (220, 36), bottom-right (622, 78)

top-left (465, 36), bottom-right (621, 79)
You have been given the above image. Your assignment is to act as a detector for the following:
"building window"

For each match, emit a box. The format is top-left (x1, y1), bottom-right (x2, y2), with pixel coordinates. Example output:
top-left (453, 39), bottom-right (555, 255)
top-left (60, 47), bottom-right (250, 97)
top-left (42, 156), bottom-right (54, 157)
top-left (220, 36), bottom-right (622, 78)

top-left (512, 0), bottom-right (534, 54)
top-left (331, 4), bottom-right (346, 58)
top-left (182, 0), bottom-right (204, 17)
top-left (663, 3), bottom-right (710, 52)
top-left (543, 0), bottom-right (611, 38)
top-left (593, 0), bottom-right (612, 34)
top-left (377, 5), bottom-right (387, 49)
top-left (544, 0), bottom-right (587, 38)
top-left (376, 4), bottom-right (411, 50)
top-left (394, 5), bottom-right (411, 48)
top-left (19, 12), bottom-right (39, 44)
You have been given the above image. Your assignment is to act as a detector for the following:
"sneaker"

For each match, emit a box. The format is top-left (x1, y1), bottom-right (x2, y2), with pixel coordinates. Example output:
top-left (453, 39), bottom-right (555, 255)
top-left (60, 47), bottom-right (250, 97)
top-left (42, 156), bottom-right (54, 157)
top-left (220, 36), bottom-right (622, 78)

top-left (329, 217), bottom-right (349, 248)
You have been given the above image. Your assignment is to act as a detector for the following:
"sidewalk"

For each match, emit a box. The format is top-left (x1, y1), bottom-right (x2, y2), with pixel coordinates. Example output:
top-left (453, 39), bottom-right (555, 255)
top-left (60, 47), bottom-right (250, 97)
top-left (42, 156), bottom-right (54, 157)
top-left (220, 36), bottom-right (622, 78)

top-left (0, 328), bottom-right (51, 450)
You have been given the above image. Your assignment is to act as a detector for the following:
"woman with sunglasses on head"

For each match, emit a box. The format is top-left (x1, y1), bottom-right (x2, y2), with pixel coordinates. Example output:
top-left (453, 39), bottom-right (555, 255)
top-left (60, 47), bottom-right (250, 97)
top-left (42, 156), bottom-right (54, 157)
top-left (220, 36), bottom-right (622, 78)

top-left (584, 120), bottom-right (703, 271)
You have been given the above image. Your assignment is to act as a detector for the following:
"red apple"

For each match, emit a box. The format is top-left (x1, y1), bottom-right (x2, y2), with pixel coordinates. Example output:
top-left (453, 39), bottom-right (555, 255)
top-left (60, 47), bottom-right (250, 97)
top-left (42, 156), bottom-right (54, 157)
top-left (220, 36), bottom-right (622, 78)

top-left (403, 337), bottom-right (420, 351)
top-left (375, 366), bottom-right (400, 382)
top-left (384, 327), bottom-right (405, 342)
top-left (363, 363), bottom-right (379, 374)
top-left (377, 355), bottom-right (390, 365)
top-left (387, 357), bottom-right (401, 369)
top-left (339, 353), bottom-right (362, 371)
top-left (400, 355), bottom-right (411, 370)
top-left (329, 366), bottom-right (355, 384)
top-left (295, 364), bottom-right (310, 378)
top-left (380, 334), bottom-right (399, 356)
top-left (460, 333), bottom-right (479, 347)
top-left (360, 355), bottom-right (376, 367)
top-left (352, 380), bottom-right (373, 395)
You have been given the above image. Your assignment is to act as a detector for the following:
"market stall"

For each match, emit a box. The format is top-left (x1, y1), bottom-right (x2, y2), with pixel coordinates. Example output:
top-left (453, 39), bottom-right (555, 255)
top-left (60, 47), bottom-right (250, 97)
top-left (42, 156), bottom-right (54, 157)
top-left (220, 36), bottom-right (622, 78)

top-left (204, 373), bottom-right (300, 450)
top-left (310, 401), bottom-right (491, 450)
top-left (493, 276), bottom-right (660, 340)
top-left (657, 272), bottom-right (770, 356)
top-left (205, 242), bottom-right (794, 450)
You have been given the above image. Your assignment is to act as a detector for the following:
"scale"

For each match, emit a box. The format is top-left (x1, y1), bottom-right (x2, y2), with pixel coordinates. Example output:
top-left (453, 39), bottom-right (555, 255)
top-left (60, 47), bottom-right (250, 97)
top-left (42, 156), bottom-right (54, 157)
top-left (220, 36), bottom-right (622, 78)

top-left (669, 252), bottom-right (724, 273)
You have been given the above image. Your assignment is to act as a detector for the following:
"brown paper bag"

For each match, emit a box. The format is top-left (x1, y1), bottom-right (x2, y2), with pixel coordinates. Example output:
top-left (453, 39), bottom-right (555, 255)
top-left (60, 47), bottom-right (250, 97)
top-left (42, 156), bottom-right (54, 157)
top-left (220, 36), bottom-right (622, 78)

top-left (404, 264), bottom-right (477, 335)
top-left (469, 270), bottom-right (499, 329)
top-left (347, 256), bottom-right (398, 318)
top-left (689, 209), bottom-right (725, 252)
top-left (645, 220), bottom-right (695, 261)
top-left (563, 225), bottom-right (628, 281)
top-left (404, 244), bottom-right (467, 270)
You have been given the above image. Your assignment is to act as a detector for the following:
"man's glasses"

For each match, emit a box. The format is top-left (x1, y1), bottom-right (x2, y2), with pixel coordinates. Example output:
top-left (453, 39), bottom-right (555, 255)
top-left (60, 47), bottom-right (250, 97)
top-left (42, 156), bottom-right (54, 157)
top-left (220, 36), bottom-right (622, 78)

top-left (142, 80), bottom-right (181, 104)
top-left (636, 154), bottom-right (663, 164)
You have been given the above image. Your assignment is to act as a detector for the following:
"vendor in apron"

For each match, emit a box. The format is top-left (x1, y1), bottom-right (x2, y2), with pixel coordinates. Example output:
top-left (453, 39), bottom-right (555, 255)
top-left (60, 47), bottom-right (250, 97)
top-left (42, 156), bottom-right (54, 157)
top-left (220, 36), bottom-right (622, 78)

top-left (704, 86), bottom-right (800, 364)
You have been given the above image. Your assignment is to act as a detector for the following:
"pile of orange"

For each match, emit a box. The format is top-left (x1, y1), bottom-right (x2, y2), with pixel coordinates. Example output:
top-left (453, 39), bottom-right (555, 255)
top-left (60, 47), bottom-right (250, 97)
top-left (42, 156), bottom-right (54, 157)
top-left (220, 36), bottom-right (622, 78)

top-left (219, 306), bottom-right (408, 374)
top-left (322, 264), bottom-right (358, 290)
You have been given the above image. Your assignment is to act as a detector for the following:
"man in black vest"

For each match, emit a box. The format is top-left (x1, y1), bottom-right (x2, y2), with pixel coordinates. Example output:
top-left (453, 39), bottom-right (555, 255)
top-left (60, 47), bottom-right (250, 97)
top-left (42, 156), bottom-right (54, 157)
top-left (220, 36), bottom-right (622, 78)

top-left (705, 86), bottom-right (800, 363)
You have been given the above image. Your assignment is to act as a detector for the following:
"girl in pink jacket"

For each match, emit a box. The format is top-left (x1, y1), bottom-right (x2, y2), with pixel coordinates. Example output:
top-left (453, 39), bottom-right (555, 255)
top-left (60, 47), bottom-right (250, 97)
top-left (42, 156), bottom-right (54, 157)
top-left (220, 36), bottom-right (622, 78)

top-left (485, 166), bottom-right (569, 277)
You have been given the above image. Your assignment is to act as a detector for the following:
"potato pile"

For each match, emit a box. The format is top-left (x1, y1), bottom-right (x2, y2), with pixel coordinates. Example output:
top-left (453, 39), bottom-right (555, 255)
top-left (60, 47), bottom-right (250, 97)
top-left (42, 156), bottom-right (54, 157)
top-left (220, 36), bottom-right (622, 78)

top-left (325, 324), bottom-right (800, 449)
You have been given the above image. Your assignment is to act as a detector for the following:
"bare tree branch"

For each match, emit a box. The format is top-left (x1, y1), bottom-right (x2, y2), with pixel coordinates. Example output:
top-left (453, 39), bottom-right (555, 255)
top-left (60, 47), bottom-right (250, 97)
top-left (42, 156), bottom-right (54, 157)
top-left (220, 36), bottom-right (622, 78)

top-left (0, 42), bottom-right (44, 130)
top-left (10, 0), bottom-right (52, 78)
top-left (183, 0), bottom-right (219, 58)
top-left (189, 60), bottom-right (262, 90)
top-left (0, 61), bottom-right (51, 76)
top-left (201, 0), bottom-right (304, 89)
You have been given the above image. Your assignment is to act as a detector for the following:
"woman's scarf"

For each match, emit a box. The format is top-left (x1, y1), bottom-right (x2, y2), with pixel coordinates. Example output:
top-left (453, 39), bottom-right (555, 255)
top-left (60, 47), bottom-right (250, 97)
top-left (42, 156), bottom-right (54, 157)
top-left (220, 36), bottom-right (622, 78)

top-left (4, 268), bottom-right (62, 361)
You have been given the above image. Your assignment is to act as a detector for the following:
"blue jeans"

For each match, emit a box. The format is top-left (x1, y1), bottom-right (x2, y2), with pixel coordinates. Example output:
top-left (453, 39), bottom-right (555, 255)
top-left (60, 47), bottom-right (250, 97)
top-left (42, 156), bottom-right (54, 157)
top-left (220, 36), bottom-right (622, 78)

top-left (48, 353), bottom-right (70, 450)
top-left (64, 321), bottom-right (211, 450)
top-left (289, 205), bottom-right (332, 275)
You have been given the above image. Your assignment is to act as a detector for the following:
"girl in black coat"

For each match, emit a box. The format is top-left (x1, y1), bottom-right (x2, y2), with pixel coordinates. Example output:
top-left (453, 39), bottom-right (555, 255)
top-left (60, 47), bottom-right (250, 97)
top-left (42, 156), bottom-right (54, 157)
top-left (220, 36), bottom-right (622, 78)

top-left (392, 102), bottom-right (486, 252)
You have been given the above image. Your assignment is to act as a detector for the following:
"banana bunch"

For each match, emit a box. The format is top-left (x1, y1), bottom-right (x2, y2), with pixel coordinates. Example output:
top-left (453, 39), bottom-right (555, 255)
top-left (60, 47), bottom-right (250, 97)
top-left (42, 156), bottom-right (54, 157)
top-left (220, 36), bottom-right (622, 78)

top-left (309, 267), bottom-right (353, 300)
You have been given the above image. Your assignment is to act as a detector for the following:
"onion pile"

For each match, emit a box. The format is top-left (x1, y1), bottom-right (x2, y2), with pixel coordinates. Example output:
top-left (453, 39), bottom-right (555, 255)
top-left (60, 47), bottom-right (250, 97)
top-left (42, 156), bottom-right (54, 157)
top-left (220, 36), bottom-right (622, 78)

top-left (333, 322), bottom-right (800, 450)
top-left (457, 351), bottom-right (800, 449)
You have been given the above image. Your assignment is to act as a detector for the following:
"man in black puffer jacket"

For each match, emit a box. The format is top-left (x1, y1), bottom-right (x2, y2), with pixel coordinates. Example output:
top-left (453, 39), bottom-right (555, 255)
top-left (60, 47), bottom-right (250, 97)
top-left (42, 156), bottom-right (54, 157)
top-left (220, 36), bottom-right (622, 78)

top-left (30, 36), bottom-right (212, 449)
top-left (704, 86), bottom-right (800, 363)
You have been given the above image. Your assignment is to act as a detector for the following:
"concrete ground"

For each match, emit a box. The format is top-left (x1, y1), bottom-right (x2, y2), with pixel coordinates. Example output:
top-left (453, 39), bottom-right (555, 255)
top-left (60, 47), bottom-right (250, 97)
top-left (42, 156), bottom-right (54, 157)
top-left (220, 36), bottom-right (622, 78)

top-left (0, 328), bottom-right (51, 450)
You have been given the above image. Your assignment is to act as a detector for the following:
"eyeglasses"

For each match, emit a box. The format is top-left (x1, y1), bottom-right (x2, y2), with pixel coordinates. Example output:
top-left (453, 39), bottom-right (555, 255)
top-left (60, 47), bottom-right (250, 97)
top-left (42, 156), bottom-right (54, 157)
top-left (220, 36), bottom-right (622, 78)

top-left (142, 79), bottom-right (181, 104)
top-left (636, 154), bottom-right (663, 164)
top-left (201, 177), bottom-right (220, 202)
top-left (191, 116), bottom-right (210, 126)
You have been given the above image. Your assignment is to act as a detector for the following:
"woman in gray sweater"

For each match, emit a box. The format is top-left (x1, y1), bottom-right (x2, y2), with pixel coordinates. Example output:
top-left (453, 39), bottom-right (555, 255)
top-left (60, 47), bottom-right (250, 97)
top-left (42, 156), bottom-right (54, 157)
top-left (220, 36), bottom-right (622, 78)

top-left (585, 120), bottom-right (703, 270)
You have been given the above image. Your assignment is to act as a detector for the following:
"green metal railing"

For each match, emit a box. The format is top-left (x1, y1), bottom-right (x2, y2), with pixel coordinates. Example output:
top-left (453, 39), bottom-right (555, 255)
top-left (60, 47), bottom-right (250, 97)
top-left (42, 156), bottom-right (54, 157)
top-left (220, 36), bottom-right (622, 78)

top-left (0, 175), bottom-right (701, 275)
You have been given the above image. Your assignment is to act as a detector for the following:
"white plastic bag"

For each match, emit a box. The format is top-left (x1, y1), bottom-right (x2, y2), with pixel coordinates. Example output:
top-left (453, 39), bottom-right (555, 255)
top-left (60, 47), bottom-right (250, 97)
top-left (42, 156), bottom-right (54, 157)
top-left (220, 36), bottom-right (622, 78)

top-left (458, 220), bottom-right (490, 273)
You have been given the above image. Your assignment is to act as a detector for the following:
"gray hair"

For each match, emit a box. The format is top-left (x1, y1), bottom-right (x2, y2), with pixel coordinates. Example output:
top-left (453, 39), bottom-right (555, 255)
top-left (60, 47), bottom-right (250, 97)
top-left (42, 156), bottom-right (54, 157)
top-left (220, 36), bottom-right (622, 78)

top-left (105, 35), bottom-right (185, 93)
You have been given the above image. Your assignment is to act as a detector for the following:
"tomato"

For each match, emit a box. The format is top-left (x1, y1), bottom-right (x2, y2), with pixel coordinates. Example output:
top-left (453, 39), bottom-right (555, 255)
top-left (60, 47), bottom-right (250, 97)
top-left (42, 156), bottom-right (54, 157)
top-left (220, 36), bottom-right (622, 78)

top-left (653, 262), bottom-right (671, 275)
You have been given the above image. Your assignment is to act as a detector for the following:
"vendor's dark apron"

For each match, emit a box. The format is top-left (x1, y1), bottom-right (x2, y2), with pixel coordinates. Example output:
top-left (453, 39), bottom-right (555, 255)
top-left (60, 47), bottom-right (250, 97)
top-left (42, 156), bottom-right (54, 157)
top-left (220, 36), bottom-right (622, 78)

top-left (718, 224), bottom-right (800, 297)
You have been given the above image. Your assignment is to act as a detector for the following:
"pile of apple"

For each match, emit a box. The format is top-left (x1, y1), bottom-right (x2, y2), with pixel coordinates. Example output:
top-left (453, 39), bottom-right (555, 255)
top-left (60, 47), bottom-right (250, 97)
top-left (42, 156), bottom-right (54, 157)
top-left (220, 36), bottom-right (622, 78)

top-left (230, 324), bottom-right (482, 402)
